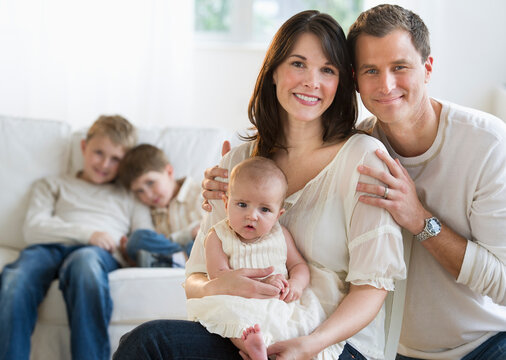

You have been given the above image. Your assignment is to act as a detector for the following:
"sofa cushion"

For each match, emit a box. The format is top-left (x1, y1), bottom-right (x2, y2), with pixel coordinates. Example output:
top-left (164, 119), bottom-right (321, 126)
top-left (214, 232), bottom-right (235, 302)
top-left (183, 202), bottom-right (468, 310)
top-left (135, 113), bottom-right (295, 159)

top-left (0, 247), bottom-right (20, 269)
top-left (0, 116), bottom-right (71, 250)
top-left (37, 267), bottom-right (188, 325)
top-left (68, 127), bottom-right (241, 181)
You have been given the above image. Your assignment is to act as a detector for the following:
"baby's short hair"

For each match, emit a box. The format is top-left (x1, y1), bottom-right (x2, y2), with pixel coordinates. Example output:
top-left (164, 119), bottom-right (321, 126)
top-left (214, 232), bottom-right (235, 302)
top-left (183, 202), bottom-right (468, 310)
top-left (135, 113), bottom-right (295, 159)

top-left (86, 115), bottom-right (137, 150)
top-left (229, 157), bottom-right (288, 203)
top-left (118, 144), bottom-right (170, 189)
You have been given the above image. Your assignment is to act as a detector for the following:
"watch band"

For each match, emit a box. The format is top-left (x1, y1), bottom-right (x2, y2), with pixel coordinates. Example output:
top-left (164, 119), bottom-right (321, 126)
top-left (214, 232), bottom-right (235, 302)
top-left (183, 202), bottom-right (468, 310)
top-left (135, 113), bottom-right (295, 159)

top-left (414, 217), bottom-right (442, 242)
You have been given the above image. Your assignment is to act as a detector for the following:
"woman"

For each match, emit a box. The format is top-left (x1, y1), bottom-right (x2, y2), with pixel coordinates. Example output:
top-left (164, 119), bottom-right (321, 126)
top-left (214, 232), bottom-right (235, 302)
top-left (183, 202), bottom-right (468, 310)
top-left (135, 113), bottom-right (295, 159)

top-left (114, 10), bottom-right (405, 360)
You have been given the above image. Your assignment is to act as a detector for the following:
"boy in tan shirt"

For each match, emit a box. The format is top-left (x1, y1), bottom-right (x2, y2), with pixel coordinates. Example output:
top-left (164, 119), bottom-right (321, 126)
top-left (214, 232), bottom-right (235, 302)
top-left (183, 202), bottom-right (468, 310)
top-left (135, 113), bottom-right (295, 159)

top-left (118, 144), bottom-right (203, 267)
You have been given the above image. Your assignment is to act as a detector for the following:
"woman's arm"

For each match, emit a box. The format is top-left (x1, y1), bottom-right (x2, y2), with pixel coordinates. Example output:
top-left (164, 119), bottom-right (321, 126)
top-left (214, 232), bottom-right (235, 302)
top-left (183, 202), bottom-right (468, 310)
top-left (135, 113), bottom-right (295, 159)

top-left (184, 268), bottom-right (281, 299)
top-left (267, 284), bottom-right (387, 359)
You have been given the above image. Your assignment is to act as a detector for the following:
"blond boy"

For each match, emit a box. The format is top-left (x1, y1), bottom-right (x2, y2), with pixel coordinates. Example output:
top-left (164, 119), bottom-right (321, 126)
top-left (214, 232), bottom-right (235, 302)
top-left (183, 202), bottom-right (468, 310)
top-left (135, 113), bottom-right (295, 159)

top-left (0, 115), bottom-right (153, 360)
top-left (118, 144), bottom-right (203, 267)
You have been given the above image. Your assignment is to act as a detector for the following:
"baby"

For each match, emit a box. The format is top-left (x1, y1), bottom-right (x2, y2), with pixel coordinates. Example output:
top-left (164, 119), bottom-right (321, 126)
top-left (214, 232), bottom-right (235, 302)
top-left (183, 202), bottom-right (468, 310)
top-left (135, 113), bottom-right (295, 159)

top-left (187, 157), bottom-right (326, 360)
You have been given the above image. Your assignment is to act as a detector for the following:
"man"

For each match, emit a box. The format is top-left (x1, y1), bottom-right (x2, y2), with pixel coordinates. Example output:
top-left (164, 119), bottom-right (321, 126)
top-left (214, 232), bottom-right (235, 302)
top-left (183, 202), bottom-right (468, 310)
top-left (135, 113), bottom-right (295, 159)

top-left (349, 4), bottom-right (506, 359)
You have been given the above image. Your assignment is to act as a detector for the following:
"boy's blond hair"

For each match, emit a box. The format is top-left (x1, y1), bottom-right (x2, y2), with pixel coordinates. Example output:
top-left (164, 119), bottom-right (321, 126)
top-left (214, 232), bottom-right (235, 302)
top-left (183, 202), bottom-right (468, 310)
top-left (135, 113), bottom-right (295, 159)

top-left (118, 144), bottom-right (170, 189)
top-left (86, 115), bottom-right (137, 150)
top-left (229, 157), bottom-right (288, 205)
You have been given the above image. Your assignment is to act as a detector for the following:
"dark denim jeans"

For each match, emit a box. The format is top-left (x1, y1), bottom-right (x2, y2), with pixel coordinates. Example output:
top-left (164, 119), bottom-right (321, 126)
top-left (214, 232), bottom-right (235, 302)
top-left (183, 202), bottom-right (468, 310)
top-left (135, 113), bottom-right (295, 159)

top-left (0, 243), bottom-right (119, 360)
top-left (396, 331), bottom-right (506, 360)
top-left (126, 229), bottom-right (193, 267)
top-left (113, 319), bottom-right (366, 360)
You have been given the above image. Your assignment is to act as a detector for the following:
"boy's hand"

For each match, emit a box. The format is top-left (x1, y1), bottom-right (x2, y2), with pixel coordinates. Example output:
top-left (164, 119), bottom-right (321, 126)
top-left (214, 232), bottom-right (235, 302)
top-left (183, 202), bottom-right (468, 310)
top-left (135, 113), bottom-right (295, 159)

top-left (119, 236), bottom-right (137, 266)
top-left (261, 274), bottom-right (288, 294)
top-left (89, 231), bottom-right (116, 253)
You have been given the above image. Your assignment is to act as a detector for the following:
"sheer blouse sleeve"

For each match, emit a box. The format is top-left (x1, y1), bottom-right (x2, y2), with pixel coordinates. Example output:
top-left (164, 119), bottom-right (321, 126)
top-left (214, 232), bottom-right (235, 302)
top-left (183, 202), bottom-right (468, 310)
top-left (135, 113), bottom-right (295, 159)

top-left (345, 142), bottom-right (406, 291)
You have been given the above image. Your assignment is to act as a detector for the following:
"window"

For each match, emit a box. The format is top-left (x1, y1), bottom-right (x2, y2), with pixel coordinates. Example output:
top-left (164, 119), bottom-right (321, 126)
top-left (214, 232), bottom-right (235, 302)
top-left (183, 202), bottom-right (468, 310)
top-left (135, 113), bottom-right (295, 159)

top-left (194, 0), bottom-right (364, 44)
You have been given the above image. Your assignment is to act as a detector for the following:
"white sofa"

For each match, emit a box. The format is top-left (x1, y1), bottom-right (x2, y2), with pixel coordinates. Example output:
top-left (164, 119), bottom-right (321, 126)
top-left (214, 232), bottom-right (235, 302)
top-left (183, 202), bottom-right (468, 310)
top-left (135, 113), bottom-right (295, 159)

top-left (0, 115), bottom-right (238, 359)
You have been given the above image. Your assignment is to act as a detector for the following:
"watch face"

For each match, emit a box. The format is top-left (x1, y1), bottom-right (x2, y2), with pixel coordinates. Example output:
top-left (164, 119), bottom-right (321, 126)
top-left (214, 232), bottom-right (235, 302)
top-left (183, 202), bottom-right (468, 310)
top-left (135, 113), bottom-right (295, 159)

top-left (427, 218), bottom-right (442, 234)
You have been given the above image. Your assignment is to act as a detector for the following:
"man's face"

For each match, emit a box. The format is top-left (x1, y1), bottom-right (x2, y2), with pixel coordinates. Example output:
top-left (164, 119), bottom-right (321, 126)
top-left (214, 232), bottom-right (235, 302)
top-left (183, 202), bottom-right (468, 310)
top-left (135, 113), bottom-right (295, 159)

top-left (354, 29), bottom-right (433, 127)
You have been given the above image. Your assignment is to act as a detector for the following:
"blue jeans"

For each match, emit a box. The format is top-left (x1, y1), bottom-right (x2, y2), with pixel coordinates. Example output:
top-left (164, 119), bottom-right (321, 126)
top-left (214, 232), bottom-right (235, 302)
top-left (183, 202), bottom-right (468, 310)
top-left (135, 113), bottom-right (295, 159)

top-left (0, 243), bottom-right (120, 360)
top-left (396, 332), bottom-right (506, 360)
top-left (113, 320), bottom-right (366, 360)
top-left (127, 229), bottom-right (193, 263)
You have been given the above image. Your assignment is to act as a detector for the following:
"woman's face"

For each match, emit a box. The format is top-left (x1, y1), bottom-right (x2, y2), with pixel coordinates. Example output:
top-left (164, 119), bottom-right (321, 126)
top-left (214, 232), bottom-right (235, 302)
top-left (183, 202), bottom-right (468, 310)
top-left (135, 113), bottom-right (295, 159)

top-left (273, 32), bottom-right (339, 125)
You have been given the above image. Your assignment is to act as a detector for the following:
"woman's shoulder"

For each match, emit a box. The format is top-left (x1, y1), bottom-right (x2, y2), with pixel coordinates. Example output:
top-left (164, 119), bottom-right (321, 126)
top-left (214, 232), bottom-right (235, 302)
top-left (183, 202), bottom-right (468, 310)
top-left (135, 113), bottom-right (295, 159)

top-left (220, 141), bottom-right (255, 170)
top-left (346, 133), bottom-right (387, 153)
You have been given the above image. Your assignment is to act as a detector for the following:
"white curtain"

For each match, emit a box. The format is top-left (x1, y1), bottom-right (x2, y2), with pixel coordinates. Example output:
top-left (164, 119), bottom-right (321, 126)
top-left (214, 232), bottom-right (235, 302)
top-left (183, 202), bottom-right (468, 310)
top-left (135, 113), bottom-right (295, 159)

top-left (0, 0), bottom-right (194, 129)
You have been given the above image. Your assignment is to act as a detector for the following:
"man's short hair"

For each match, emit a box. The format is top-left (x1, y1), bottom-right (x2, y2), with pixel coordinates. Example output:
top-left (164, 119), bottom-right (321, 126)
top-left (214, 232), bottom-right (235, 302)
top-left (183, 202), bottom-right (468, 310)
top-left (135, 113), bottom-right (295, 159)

top-left (117, 144), bottom-right (170, 189)
top-left (86, 115), bottom-right (137, 150)
top-left (347, 4), bottom-right (431, 65)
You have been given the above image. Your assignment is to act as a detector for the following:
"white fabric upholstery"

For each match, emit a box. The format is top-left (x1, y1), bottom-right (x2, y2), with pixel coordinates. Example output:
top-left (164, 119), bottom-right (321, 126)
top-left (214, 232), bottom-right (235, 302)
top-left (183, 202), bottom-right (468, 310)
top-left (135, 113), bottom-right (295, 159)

top-left (0, 116), bottom-right (71, 250)
top-left (0, 116), bottom-right (238, 359)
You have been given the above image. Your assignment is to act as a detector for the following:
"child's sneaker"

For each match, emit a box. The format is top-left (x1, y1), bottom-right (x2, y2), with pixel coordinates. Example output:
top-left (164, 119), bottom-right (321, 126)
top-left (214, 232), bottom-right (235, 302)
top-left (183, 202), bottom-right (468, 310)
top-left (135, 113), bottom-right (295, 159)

top-left (137, 250), bottom-right (173, 267)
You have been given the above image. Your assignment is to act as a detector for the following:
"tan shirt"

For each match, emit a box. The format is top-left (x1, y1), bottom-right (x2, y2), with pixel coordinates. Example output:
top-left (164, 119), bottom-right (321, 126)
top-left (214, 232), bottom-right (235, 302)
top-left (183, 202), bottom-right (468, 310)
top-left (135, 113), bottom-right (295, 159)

top-left (151, 177), bottom-right (204, 246)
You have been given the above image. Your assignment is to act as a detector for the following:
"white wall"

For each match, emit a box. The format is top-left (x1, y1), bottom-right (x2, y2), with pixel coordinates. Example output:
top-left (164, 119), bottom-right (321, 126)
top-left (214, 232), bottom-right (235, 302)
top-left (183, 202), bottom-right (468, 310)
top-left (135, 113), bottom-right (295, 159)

top-left (0, 1), bottom-right (504, 132)
top-left (193, 0), bottom-right (506, 132)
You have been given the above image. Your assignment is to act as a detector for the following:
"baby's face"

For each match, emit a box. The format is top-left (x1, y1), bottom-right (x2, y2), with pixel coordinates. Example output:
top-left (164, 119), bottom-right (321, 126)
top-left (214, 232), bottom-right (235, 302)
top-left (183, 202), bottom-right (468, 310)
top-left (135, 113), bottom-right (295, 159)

top-left (226, 177), bottom-right (285, 242)
top-left (131, 166), bottom-right (176, 208)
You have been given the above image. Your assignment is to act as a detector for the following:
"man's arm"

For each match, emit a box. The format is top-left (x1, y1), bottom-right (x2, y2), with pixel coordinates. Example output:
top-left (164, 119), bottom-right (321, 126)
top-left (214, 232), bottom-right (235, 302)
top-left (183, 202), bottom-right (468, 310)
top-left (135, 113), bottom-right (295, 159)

top-left (357, 149), bottom-right (506, 305)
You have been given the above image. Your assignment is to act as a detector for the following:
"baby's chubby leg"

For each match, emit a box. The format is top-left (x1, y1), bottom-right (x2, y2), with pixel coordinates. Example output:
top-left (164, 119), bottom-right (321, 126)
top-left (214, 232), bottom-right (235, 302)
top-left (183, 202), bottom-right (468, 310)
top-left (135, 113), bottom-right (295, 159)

top-left (231, 324), bottom-right (267, 360)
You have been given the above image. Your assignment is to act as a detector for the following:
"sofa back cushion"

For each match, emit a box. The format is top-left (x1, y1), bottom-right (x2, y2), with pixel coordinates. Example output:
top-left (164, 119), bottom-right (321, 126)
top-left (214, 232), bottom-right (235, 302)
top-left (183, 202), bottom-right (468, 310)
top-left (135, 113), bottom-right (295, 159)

top-left (0, 116), bottom-right (71, 250)
top-left (68, 126), bottom-right (241, 183)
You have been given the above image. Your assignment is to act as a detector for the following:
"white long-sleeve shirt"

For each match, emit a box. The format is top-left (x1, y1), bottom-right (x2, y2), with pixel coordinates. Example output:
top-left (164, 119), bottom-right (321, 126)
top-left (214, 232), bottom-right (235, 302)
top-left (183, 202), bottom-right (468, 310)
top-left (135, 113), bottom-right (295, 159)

top-left (362, 100), bottom-right (506, 359)
top-left (23, 173), bottom-right (154, 263)
top-left (187, 134), bottom-right (406, 359)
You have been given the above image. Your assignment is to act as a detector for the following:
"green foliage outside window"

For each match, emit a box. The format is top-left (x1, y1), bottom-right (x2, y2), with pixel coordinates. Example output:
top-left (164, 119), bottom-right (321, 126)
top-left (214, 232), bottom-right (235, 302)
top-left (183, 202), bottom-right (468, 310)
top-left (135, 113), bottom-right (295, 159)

top-left (195, 0), bottom-right (231, 32)
top-left (302, 0), bottom-right (363, 33)
top-left (195, 0), bottom-right (363, 41)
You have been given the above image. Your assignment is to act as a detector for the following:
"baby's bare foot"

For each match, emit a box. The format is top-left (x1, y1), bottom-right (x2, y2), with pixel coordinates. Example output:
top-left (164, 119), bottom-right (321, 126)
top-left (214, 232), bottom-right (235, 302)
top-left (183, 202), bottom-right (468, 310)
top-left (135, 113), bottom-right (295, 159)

top-left (241, 324), bottom-right (267, 360)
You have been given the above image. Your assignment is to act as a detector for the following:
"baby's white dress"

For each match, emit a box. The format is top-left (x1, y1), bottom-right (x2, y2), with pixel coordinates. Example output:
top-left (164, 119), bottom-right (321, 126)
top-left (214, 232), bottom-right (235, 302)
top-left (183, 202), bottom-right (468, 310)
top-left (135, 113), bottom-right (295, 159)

top-left (187, 219), bottom-right (342, 357)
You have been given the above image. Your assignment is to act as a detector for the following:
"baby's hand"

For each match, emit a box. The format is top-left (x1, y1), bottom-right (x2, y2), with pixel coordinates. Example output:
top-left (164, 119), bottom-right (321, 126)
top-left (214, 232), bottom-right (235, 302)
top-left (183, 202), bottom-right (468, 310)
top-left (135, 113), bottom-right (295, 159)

top-left (260, 274), bottom-right (288, 293)
top-left (89, 231), bottom-right (116, 253)
top-left (280, 279), bottom-right (304, 303)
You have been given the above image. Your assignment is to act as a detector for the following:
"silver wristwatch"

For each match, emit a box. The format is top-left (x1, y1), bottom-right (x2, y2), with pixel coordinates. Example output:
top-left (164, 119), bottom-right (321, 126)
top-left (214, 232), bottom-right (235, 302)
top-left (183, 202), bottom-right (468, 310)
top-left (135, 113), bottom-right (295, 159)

top-left (414, 217), bottom-right (442, 242)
